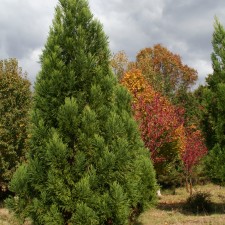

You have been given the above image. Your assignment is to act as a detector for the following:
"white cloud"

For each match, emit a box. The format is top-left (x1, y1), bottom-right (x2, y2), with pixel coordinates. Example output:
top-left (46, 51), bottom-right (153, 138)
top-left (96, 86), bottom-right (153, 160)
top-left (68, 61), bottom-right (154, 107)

top-left (19, 48), bottom-right (42, 83)
top-left (192, 59), bottom-right (213, 79)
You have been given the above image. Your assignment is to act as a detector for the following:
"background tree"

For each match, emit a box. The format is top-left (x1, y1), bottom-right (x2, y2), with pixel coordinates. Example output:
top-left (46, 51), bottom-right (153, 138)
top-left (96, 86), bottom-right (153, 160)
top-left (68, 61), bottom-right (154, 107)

top-left (110, 50), bottom-right (129, 81)
top-left (205, 18), bottom-right (225, 184)
top-left (181, 126), bottom-right (207, 195)
top-left (135, 44), bottom-right (198, 101)
top-left (0, 58), bottom-right (31, 198)
top-left (121, 69), bottom-right (185, 187)
top-left (121, 69), bottom-right (208, 190)
top-left (7, 0), bottom-right (157, 224)
top-left (111, 46), bottom-right (199, 127)
top-left (193, 85), bottom-right (215, 150)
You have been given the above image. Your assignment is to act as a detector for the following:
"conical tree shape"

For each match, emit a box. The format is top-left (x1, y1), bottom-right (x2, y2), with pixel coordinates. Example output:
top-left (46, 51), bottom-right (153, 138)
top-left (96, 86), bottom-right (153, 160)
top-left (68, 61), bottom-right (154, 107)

top-left (205, 18), bottom-right (225, 183)
top-left (7, 0), bottom-right (156, 224)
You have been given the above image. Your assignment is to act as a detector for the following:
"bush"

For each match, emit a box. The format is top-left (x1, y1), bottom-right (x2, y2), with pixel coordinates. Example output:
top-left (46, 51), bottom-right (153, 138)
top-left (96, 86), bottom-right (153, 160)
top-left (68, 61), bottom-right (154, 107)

top-left (184, 191), bottom-right (213, 214)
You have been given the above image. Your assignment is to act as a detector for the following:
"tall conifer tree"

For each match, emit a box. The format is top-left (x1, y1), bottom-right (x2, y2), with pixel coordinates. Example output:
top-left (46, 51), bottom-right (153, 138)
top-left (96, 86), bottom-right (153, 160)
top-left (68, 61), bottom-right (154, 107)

top-left (7, 0), bottom-right (156, 224)
top-left (205, 18), bottom-right (225, 183)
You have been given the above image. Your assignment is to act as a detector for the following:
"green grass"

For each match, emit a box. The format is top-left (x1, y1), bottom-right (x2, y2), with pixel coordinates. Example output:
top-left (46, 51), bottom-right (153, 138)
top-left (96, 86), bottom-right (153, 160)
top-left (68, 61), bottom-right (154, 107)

top-left (1, 183), bottom-right (225, 225)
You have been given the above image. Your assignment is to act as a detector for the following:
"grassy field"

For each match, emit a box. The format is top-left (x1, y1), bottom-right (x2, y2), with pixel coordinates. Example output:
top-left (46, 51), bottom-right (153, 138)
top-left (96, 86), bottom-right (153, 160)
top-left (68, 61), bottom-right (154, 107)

top-left (1, 183), bottom-right (225, 225)
top-left (136, 183), bottom-right (225, 225)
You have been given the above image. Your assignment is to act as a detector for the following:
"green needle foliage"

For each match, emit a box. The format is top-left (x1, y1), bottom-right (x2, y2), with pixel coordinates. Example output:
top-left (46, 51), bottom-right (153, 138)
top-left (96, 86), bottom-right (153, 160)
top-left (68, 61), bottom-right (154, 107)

top-left (205, 18), bottom-right (225, 184)
top-left (0, 58), bottom-right (31, 198)
top-left (6, 0), bottom-right (157, 224)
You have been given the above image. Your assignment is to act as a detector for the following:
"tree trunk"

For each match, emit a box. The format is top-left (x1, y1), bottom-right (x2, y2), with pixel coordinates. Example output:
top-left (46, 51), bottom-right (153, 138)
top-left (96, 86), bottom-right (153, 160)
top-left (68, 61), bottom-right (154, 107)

top-left (185, 176), bottom-right (189, 193)
top-left (189, 176), bottom-right (193, 195)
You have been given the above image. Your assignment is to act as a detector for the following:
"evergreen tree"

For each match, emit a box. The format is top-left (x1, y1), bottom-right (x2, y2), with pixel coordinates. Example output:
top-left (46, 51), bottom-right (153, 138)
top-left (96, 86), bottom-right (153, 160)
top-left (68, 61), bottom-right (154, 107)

top-left (7, 0), bottom-right (156, 224)
top-left (0, 58), bottom-right (31, 198)
top-left (205, 18), bottom-right (225, 183)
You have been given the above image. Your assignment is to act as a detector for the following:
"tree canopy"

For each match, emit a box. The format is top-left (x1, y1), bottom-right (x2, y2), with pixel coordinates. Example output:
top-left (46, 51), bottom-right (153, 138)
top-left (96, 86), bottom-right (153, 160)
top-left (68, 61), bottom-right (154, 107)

top-left (135, 44), bottom-right (198, 100)
top-left (205, 18), bottom-right (225, 184)
top-left (0, 58), bottom-right (31, 196)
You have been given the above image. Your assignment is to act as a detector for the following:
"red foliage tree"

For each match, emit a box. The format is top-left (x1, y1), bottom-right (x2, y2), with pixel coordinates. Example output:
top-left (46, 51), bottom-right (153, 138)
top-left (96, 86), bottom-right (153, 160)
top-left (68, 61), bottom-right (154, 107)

top-left (134, 94), bottom-right (184, 164)
top-left (121, 69), bottom-right (208, 190)
top-left (182, 126), bottom-right (208, 194)
top-left (121, 69), bottom-right (185, 173)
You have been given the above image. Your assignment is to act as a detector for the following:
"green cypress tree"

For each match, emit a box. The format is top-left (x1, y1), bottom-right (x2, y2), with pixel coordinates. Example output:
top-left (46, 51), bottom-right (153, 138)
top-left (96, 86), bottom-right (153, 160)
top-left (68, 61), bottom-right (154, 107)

top-left (0, 58), bottom-right (31, 198)
top-left (205, 18), bottom-right (225, 183)
top-left (7, 0), bottom-right (157, 224)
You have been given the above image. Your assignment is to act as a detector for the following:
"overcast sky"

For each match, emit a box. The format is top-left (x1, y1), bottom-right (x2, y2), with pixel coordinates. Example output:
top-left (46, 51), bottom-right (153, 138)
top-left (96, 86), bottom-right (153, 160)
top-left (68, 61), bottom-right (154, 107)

top-left (0, 0), bottom-right (225, 87)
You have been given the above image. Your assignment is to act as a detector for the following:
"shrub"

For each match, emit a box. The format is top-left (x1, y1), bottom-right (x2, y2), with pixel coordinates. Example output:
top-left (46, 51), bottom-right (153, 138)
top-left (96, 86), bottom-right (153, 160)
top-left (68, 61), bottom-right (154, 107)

top-left (184, 191), bottom-right (213, 214)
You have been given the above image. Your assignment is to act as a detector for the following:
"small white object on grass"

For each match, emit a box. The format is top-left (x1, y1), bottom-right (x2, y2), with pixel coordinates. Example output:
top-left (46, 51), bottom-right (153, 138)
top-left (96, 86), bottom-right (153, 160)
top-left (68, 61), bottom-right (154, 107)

top-left (157, 189), bottom-right (162, 197)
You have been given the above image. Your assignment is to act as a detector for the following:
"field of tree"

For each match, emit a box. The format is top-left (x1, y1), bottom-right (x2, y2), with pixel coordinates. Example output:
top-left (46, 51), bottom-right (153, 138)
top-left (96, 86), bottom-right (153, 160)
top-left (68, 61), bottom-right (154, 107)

top-left (1, 0), bottom-right (225, 224)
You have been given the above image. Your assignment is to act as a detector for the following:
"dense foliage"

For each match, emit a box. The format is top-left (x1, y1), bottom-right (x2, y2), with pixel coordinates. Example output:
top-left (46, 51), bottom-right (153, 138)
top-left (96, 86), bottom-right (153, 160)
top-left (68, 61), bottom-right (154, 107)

top-left (121, 69), bottom-right (184, 165)
top-left (0, 58), bottom-right (31, 196)
top-left (121, 68), bottom-right (207, 190)
top-left (204, 18), bottom-right (225, 184)
top-left (6, 0), bottom-right (157, 224)
top-left (111, 46), bottom-right (200, 124)
top-left (182, 126), bottom-right (208, 194)
top-left (135, 44), bottom-right (198, 101)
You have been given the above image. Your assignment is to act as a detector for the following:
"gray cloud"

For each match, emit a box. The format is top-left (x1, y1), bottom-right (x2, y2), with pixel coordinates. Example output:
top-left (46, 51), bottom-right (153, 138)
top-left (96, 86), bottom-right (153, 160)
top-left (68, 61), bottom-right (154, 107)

top-left (0, 1), bottom-right (56, 53)
top-left (0, 0), bottom-right (225, 86)
top-left (0, 0), bottom-right (57, 82)
top-left (91, 0), bottom-right (225, 84)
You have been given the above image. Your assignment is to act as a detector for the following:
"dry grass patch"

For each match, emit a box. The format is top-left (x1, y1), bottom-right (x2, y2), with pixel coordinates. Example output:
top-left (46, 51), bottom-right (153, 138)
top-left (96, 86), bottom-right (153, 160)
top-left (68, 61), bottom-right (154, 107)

top-left (136, 183), bottom-right (225, 225)
top-left (0, 207), bottom-right (20, 225)
top-left (0, 203), bottom-right (31, 225)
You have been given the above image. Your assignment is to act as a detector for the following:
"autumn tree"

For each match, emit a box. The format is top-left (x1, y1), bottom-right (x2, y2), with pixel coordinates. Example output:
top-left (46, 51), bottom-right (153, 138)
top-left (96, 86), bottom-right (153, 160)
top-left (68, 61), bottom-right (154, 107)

top-left (205, 18), bottom-right (225, 183)
top-left (6, 1), bottom-right (157, 224)
top-left (135, 44), bottom-right (198, 102)
top-left (0, 58), bottom-right (31, 197)
top-left (121, 69), bottom-right (185, 185)
top-left (110, 50), bottom-right (129, 80)
top-left (181, 126), bottom-right (207, 195)
top-left (121, 68), bottom-right (208, 190)
top-left (111, 45), bottom-right (199, 128)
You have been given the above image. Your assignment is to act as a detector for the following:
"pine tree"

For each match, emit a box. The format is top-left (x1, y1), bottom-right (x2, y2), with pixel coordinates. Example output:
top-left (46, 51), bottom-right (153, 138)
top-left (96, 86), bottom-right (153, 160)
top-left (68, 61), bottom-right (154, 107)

top-left (205, 18), bottom-right (225, 183)
top-left (0, 58), bottom-right (31, 198)
top-left (7, 0), bottom-right (157, 224)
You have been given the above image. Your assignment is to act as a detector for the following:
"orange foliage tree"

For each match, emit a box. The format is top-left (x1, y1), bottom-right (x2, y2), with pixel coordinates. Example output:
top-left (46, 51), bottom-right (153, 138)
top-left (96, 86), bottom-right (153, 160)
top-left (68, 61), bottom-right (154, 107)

top-left (121, 69), bottom-right (185, 178)
top-left (135, 44), bottom-right (198, 101)
top-left (121, 69), bottom-right (207, 190)
top-left (114, 46), bottom-right (207, 189)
